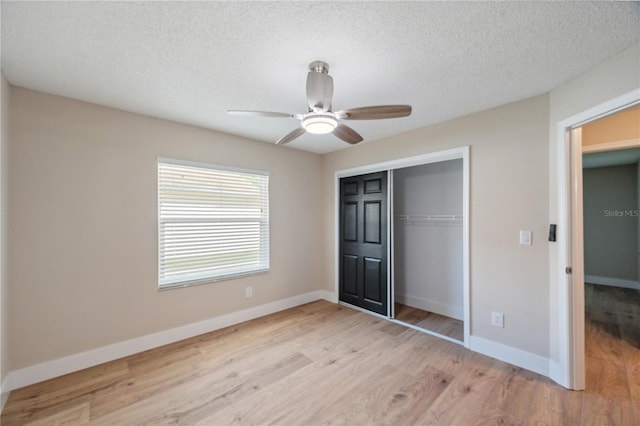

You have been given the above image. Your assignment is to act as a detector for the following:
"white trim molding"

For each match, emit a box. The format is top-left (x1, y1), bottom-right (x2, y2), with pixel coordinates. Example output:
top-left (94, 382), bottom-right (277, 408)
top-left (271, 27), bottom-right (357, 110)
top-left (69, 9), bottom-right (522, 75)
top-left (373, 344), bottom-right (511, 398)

top-left (321, 290), bottom-right (338, 303)
top-left (469, 336), bottom-right (550, 377)
top-left (4, 291), bottom-right (327, 394)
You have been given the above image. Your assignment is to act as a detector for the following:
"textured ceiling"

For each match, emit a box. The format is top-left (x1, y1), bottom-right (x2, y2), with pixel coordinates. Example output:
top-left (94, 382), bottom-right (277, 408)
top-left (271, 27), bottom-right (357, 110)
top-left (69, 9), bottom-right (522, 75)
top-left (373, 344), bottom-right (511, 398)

top-left (2, 1), bottom-right (639, 154)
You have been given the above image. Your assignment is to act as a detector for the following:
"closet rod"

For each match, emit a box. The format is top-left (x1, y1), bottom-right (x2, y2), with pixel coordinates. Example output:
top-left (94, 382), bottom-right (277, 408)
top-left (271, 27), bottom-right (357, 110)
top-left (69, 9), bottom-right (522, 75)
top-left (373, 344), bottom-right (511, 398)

top-left (396, 214), bottom-right (462, 221)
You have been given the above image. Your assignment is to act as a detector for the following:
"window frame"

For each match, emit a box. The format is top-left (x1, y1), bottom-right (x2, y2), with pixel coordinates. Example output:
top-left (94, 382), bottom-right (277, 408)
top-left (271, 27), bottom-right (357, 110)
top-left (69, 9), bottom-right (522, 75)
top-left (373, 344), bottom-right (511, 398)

top-left (157, 157), bottom-right (270, 290)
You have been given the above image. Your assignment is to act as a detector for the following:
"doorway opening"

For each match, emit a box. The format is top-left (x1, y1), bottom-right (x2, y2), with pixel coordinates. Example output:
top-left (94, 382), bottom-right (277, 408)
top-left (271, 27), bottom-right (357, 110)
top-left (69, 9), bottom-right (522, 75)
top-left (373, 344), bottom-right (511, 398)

top-left (556, 90), bottom-right (639, 390)
top-left (580, 107), bottom-right (640, 401)
top-left (392, 159), bottom-right (464, 342)
top-left (334, 147), bottom-right (470, 346)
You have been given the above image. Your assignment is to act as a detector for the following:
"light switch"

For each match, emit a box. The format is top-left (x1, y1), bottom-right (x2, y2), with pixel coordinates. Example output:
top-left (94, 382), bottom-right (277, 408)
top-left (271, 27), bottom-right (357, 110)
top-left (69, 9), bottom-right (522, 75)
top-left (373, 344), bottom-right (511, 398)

top-left (519, 230), bottom-right (532, 246)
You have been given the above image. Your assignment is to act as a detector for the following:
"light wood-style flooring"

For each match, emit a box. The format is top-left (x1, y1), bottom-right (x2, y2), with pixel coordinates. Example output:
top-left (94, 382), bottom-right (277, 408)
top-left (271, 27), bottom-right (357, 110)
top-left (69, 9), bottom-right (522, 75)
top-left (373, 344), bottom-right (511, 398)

top-left (394, 303), bottom-right (463, 341)
top-left (583, 282), bottom-right (640, 425)
top-left (2, 287), bottom-right (639, 425)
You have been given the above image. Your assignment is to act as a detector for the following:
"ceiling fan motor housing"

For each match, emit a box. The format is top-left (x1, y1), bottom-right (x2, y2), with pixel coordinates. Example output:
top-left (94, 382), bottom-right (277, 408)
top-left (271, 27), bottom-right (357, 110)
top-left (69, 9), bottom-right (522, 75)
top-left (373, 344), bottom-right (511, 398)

top-left (306, 61), bottom-right (333, 112)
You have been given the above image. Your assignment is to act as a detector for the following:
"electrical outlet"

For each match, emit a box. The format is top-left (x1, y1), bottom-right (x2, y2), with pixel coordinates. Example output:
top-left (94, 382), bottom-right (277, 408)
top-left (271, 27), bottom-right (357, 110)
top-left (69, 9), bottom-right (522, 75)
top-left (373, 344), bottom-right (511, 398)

top-left (491, 311), bottom-right (504, 328)
top-left (245, 286), bottom-right (253, 298)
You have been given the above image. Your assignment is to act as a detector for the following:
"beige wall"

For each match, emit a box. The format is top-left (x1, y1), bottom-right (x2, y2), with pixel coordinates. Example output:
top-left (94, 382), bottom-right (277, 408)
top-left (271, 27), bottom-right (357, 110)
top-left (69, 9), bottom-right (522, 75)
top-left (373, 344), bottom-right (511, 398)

top-left (323, 95), bottom-right (550, 356)
top-left (548, 41), bottom-right (640, 365)
top-left (1, 73), bottom-right (10, 388)
top-left (8, 88), bottom-right (324, 370)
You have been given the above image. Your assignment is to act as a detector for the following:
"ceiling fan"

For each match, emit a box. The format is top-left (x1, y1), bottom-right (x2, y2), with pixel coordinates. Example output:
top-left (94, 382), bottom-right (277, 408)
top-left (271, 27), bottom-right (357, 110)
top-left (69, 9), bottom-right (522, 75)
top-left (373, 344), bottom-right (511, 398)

top-left (228, 61), bottom-right (412, 145)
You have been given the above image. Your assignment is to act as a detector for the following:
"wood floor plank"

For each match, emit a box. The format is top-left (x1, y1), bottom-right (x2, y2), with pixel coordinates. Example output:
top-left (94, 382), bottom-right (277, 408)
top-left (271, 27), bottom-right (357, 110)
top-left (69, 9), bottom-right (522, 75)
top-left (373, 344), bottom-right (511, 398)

top-left (24, 401), bottom-right (90, 426)
top-left (394, 303), bottom-right (463, 341)
top-left (429, 340), bottom-right (492, 378)
top-left (3, 292), bottom-right (640, 425)
top-left (583, 283), bottom-right (640, 426)
top-left (582, 357), bottom-right (635, 426)
top-left (198, 328), bottom-right (395, 425)
top-left (416, 358), bottom-right (505, 425)
top-left (366, 365), bottom-right (454, 425)
top-left (482, 364), bottom-right (542, 419)
top-left (379, 339), bottom-right (441, 377)
top-left (88, 307), bottom-right (337, 422)
top-left (291, 363), bottom-right (416, 425)
top-left (87, 354), bottom-right (202, 420)
top-left (526, 377), bottom-right (584, 426)
top-left (585, 319), bottom-right (626, 366)
top-left (95, 349), bottom-right (313, 424)
top-left (2, 360), bottom-right (129, 424)
top-left (625, 346), bottom-right (640, 425)
top-left (147, 351), bottom-right (313, 425)
top-left (580, 394), bottom-right (636, 426)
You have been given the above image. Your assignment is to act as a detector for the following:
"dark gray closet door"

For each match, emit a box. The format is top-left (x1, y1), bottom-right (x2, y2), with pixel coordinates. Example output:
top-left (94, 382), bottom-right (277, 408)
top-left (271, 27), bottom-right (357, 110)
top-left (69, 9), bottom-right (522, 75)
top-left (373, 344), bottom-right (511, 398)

top-left (339, 171), bottom-right (388, 315)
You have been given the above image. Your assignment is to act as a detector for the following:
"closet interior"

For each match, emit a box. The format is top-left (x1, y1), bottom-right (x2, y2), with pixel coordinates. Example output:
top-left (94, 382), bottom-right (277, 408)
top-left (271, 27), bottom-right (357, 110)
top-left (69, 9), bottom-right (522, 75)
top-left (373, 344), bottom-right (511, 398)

top-left (392, 159), bottom-right (464, 341)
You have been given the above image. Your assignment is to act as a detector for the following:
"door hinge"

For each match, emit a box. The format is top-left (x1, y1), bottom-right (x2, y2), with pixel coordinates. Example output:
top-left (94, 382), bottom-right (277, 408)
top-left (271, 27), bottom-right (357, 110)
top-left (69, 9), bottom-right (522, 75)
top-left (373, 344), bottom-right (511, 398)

top-left (565, 266), bottom-right (572, 274)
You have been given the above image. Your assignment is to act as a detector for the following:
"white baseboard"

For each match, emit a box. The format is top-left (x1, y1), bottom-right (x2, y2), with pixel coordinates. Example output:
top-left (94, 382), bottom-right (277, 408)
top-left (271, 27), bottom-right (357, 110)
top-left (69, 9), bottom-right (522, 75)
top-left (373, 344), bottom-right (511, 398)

top-left (468, 336), bottom-right (549, 377)
top-left (547, 360), bottom-right (567, 388)
top-left (321, 290), bottom-right (338, 303)
top-left (395, 292), bottom-right (463, 320)
top-left (585, 275), bottom-right (640, 290)
top-left (4, 290), bottom-right (326, 394)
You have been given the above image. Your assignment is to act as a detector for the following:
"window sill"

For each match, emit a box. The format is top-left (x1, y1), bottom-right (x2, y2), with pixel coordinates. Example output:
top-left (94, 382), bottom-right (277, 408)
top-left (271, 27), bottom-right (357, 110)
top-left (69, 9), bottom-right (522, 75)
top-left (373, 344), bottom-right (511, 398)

top-left (158, 269), bottom-right (270, 291)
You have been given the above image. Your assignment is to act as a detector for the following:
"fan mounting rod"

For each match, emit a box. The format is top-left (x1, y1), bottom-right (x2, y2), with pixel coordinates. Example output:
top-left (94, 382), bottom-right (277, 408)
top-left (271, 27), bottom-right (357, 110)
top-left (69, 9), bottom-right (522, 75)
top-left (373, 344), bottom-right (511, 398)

top-left (309, 60), bottom-right (329, 74)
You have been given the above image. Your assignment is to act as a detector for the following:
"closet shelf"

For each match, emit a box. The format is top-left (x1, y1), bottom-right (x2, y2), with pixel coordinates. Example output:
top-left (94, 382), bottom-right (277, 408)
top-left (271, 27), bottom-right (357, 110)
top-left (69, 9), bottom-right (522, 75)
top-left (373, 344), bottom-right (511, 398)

top-left (395, 214), bottom-right (463, 226)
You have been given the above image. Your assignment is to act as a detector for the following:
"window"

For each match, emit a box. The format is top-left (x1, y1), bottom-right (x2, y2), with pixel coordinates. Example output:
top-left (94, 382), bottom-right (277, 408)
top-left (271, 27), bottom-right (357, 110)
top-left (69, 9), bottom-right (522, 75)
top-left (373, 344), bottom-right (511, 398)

top-left (158, 158), bottom-right (269, 289)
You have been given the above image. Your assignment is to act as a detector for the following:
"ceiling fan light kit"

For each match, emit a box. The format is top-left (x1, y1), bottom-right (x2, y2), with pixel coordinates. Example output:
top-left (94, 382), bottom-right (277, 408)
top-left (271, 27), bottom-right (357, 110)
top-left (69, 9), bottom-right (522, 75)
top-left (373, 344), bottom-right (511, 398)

top-left (302, 114), bottom-right (338, 134)
top-left (228, 60), bottom-right (412, 146)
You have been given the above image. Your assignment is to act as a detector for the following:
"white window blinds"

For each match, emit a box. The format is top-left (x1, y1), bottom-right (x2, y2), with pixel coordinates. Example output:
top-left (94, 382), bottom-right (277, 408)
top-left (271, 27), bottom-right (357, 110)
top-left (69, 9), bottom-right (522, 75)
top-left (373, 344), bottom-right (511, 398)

top-left (158, 159), bottom-right (269, 288)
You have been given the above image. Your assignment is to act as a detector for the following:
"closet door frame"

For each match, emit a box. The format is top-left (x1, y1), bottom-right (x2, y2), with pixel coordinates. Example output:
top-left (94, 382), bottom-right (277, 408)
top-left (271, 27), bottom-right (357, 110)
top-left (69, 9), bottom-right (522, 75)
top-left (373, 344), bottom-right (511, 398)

top-left (334, 146), bottom-right (470, 347)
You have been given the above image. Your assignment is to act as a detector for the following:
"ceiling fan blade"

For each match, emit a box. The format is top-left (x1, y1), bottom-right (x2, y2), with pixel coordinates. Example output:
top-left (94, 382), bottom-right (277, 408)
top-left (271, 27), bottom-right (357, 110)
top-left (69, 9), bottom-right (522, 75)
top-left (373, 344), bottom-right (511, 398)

top-left (227, 110), bottom-right (297, 118)
top-left (333, 124), bottom-right (363, 145)
top-left (338, 105), bottom-right (412, 120)
top-left (306, 68), bottom-right (334, 112)
top-left (276, 127), bottom-right (306, 145)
